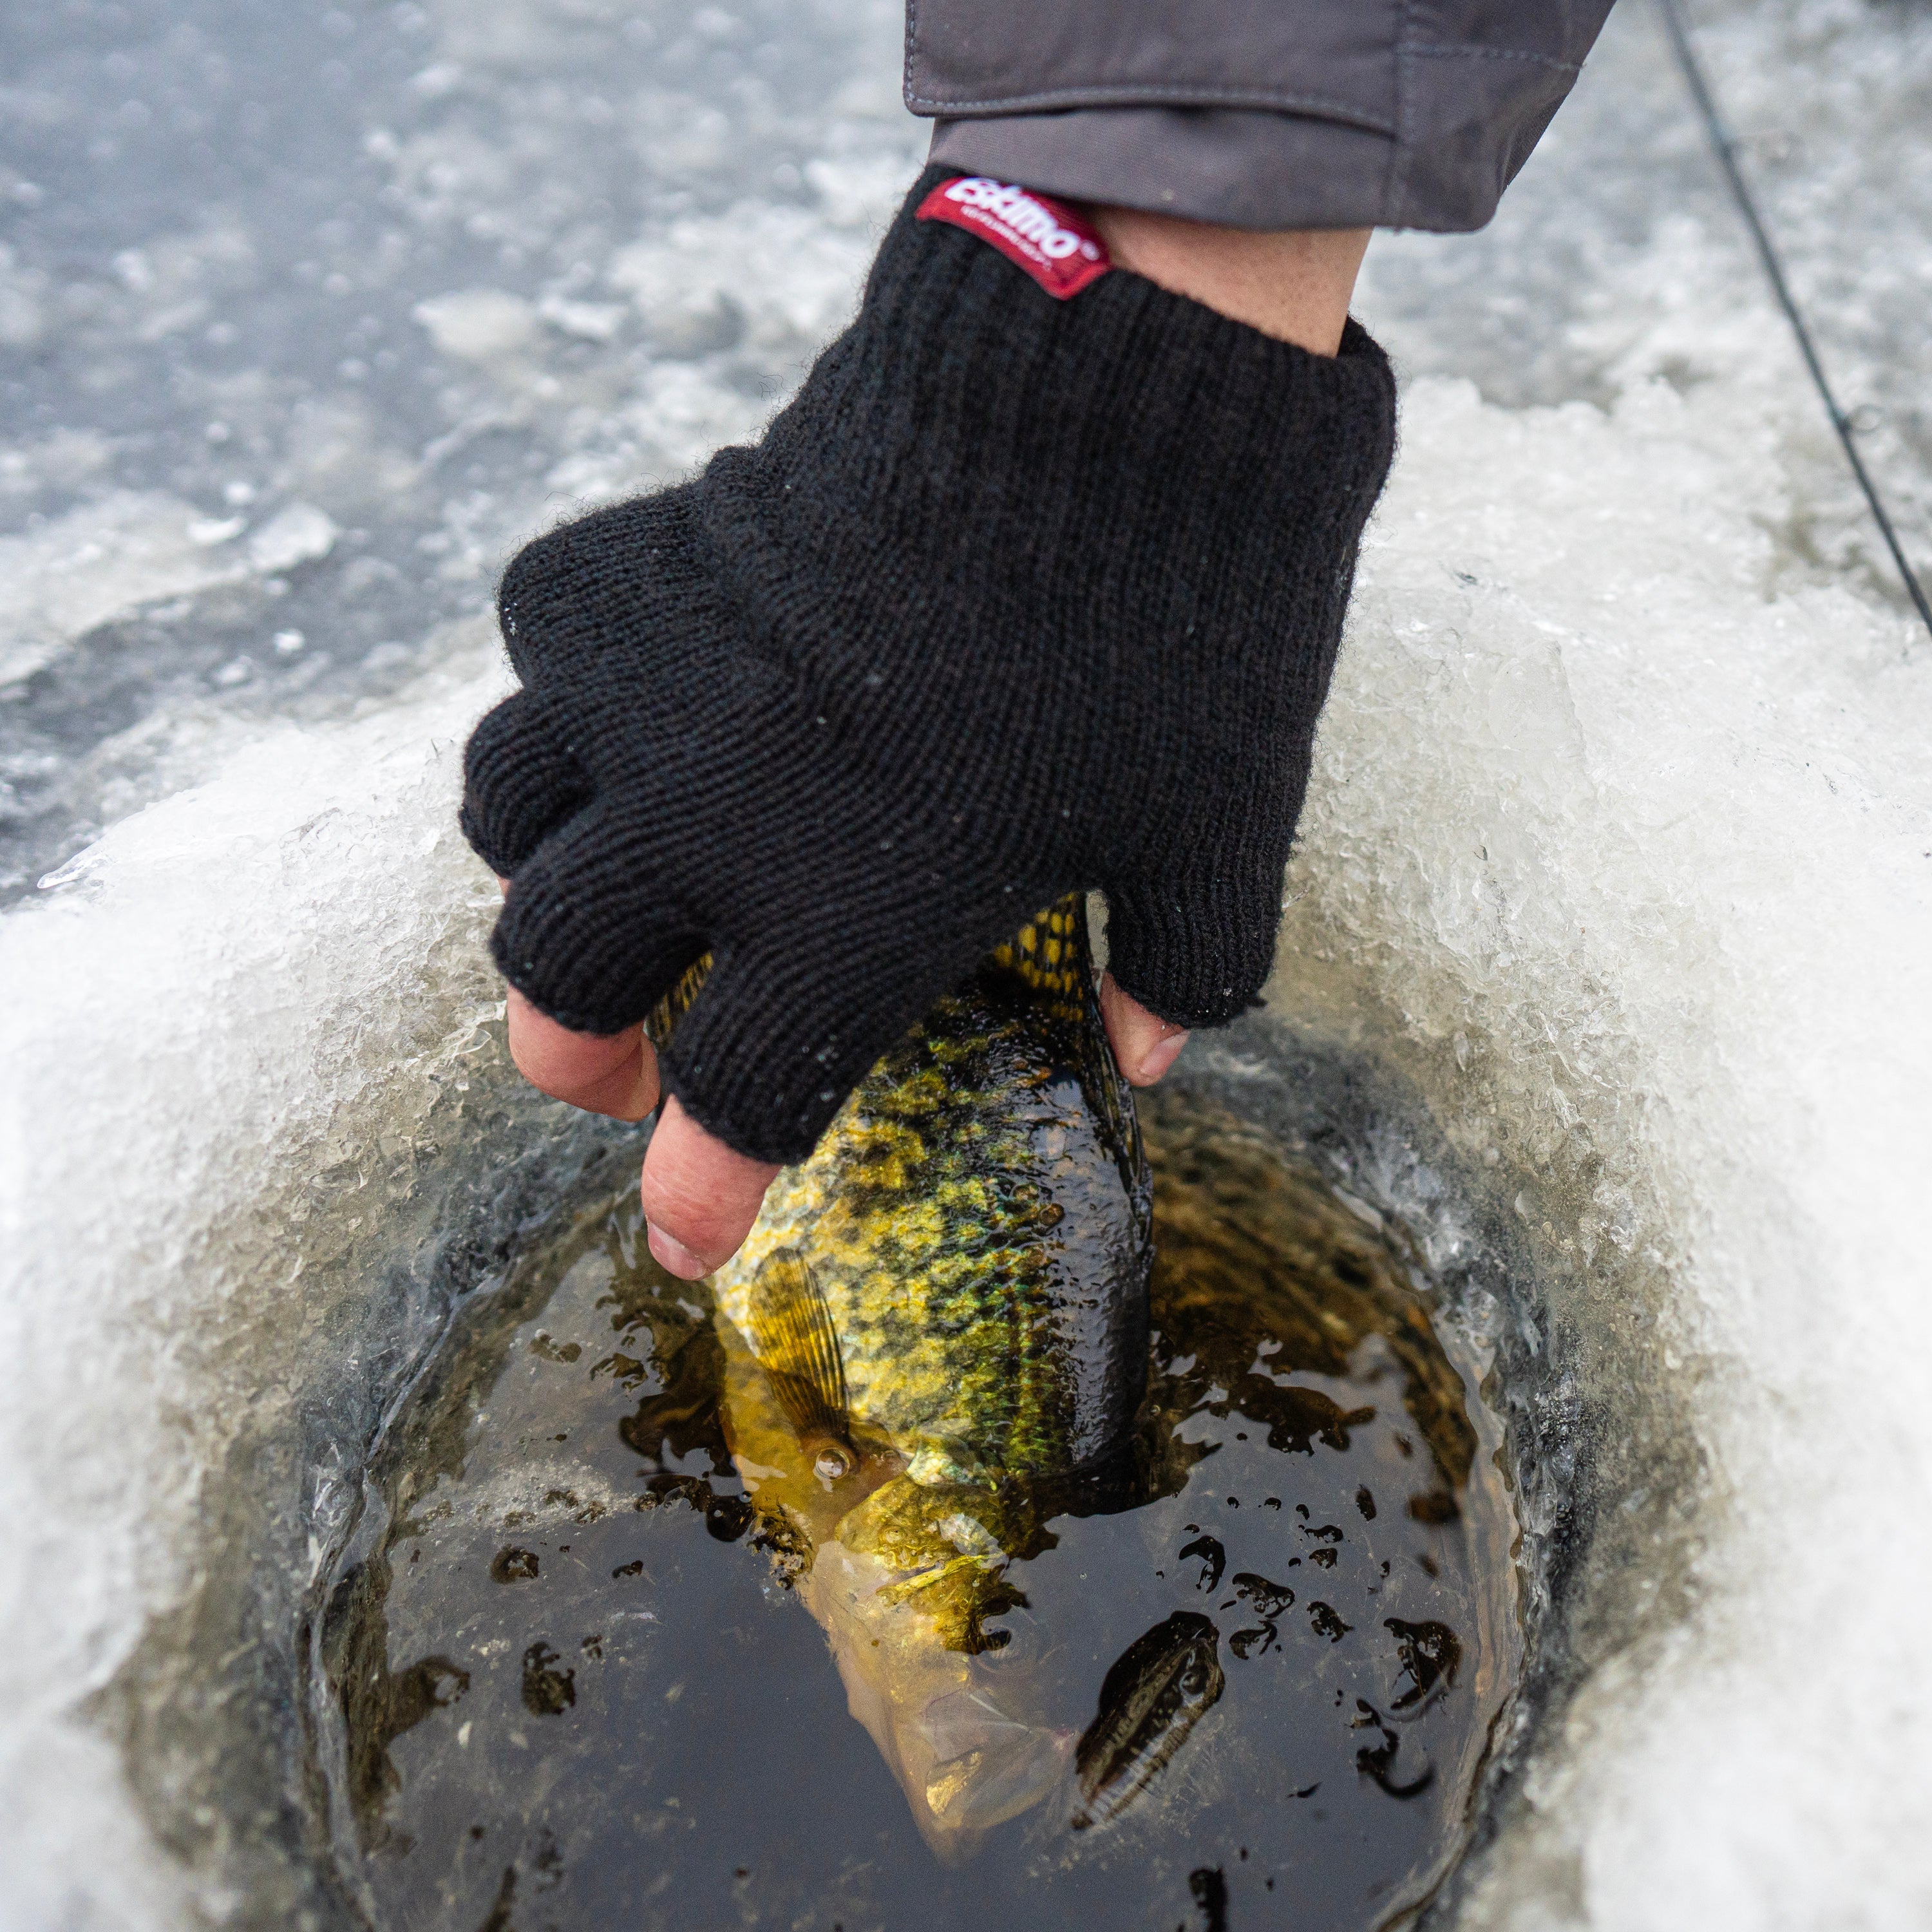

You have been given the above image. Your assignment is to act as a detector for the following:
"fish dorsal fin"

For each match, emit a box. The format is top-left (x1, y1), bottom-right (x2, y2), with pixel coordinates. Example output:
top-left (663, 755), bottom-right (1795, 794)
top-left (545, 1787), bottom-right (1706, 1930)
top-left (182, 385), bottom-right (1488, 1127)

top-left (643, 952), bottom-right (712, 1052)
top-left (987, 895), bottom-right (1090, 1016)
top-left (744, 1248), bottom-right (853, 1465)
top-left (993, 895), bottom-right (1147, 1219)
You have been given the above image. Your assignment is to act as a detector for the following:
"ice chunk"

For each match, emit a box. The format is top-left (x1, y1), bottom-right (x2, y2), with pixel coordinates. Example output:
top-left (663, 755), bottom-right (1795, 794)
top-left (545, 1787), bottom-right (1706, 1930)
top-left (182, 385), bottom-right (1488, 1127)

top-left (412, 287), bottom-right (539, 361)
top-left (0, 491), bottom-right (252, 687)
top-left (536, 292), bottom-right (626, 342)
top-left (245, 501), bottom-right (338, 574)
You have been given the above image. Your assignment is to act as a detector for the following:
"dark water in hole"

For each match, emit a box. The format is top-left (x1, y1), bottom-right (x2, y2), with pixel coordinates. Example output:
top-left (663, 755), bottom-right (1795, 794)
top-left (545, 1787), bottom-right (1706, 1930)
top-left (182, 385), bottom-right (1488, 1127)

top-left (312, 1090), bottom-right (1520, 1931)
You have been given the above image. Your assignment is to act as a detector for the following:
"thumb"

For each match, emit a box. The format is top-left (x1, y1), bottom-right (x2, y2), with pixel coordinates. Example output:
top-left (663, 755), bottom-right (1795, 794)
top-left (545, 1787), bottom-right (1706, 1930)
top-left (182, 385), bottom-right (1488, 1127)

top-left (1098, 972), bottom-right (1190, 1086)
top-left (639, 1096), bottom-right (781, 1278)
top-left (1102, 858), bottom-right (1286, 1030)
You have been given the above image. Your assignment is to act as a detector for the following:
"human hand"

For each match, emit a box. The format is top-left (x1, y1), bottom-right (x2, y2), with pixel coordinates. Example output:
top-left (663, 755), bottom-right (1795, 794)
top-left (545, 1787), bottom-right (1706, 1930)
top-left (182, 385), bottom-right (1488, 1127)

top-left (500, 938), bottom-right (1186, 1278)
top-left (462, 166), bottom-right (1393, 1278)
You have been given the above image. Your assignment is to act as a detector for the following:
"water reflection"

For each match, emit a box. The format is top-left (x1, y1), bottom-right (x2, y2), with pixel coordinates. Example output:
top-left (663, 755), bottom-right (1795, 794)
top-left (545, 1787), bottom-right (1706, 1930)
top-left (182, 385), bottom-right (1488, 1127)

top-left (314, 1088), bottom-right (1519, 1930)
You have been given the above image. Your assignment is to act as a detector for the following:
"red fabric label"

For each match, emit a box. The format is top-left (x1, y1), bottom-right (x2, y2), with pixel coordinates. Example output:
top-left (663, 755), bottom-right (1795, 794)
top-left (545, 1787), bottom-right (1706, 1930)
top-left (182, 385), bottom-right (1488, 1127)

top-left (916, 176), bottom-right (1112, 299)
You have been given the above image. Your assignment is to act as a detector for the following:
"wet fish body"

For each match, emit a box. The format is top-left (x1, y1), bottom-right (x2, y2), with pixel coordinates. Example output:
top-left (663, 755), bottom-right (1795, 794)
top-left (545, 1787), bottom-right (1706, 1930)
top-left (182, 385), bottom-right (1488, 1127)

top-left (661, 900), bottom-right (1157, 1855)
top-left (711, 898), bottom-right (1151, 1495)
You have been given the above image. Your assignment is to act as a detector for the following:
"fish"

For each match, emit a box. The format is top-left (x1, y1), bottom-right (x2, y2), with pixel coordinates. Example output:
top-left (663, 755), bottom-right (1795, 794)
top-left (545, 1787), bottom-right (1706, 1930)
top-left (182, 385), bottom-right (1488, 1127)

top-left (645, 907), bottom-right (1488, 1864)
top-left (1070, 1611), bottom-right (1225, 1832)
top-left (651, 898), bottom-right (1157, 1860)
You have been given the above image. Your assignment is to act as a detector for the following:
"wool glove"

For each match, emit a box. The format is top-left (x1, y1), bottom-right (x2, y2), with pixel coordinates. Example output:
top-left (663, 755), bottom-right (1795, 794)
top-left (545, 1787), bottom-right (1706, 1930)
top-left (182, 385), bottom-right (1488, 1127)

top-left (462, 166), bottom-right (1397, 1165)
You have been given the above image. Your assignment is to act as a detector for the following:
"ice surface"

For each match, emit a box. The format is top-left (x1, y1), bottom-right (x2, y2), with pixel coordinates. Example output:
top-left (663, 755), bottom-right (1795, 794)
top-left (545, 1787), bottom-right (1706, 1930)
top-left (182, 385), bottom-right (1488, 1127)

top-left (0, 491), bottom-right (258, 686)
top-left (4, 0), bottom-right (1932, 1925)
top-left (1355, 0), bottom-right (1931, 620)
top-left (0, 491), bottom-right (340, 693)
top-left (0, 0), bottom-right (922, 900)
top-left (1280, 368), bottom-right (1932, 1927)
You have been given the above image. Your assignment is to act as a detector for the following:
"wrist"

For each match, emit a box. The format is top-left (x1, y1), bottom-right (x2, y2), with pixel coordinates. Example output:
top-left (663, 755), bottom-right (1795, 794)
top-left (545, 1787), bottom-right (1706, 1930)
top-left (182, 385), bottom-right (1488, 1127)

top-left (1085, 206), bottom-right (1369, 355)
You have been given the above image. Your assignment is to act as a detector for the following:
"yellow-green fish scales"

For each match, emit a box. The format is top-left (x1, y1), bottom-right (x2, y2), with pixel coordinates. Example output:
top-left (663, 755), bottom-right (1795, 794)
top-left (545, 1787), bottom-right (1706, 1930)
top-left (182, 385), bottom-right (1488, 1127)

top-left (650, 896), bottom-right (1151, 1659)
top-left (716, 898), bottom-right (1148, 1487)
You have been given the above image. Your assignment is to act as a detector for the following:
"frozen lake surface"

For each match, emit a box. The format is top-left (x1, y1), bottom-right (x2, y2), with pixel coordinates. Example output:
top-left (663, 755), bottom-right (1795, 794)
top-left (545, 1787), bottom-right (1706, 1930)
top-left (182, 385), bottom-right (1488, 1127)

top-left (3, 0), bottom-right (1930, 1926)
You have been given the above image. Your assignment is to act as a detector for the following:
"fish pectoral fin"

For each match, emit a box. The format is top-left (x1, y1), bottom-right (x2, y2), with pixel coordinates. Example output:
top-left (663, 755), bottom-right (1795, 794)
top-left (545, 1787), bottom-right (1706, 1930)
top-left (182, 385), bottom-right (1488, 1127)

top-left (923, 1725), bottom-right (1074, 1836)
top-left (744, 1249), bottom-right (853, 1470)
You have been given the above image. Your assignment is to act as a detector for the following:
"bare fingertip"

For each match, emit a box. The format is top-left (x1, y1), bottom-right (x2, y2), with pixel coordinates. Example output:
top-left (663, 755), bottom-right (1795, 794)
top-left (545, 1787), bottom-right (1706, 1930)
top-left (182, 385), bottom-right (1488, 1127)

top-left (646, 1220), bottom-right (710, 1280)
top-left (1132, 1030), bottom-right (1189, 1086)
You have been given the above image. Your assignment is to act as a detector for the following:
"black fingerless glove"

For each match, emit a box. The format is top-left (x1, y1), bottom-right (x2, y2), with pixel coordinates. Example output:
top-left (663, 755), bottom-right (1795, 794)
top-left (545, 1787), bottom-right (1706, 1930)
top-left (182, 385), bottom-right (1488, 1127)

top-left (462, 166), bottom-right (1396, 1164)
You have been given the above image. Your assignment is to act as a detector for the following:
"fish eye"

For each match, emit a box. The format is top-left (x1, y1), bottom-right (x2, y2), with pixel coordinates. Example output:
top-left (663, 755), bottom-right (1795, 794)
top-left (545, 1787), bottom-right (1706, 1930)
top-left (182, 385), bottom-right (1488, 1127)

top-left (972, 1605), bottom-right (1042, 1669)
top-left (813, 1444), bottom-right (856, 1486)
top-left (974, 1626), bottom-right (1027, 1670)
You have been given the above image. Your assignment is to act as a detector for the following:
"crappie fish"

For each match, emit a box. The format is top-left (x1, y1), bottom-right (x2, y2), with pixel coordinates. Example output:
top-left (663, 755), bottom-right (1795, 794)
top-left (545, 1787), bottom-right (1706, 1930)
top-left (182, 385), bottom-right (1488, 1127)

top-left (651, 898), bottom-right (1155, 1859)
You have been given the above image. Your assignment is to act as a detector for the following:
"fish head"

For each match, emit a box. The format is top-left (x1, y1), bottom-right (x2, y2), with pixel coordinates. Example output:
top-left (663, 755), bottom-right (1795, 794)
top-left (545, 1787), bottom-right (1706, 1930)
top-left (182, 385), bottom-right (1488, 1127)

top-left (715, 1325), bottom-right (1072, 1855)
top-left (802, 1474), bottom-right (1075, 1862)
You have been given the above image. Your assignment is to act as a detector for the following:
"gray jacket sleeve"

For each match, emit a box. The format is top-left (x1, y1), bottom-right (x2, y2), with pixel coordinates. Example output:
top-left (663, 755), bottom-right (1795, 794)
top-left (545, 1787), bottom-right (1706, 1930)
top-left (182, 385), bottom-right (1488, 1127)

top-left (909, 0), bottom-right (1618, 231)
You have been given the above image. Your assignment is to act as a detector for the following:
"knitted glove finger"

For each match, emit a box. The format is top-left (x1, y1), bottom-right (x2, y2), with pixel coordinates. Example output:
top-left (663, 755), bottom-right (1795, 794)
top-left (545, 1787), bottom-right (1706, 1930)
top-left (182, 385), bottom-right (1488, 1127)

top-left (497, 484), bottom-right (710, 690)
top-left (649, 884), bottom-right (1025, 1165)
top-left (460, 691), bottom-right (594, 880)
top-left (490, 791), bottom-right (707, 1039)
top-left (1103, 774), bottom-right (1312, 1026)
top-left (1102, 849), bottom-right (1293, 1030)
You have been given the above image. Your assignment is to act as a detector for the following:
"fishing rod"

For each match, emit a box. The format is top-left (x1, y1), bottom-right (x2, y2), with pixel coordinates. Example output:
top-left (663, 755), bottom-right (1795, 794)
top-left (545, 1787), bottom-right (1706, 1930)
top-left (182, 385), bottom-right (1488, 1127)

top-left (1657, 0), bottom-right (1932, 646)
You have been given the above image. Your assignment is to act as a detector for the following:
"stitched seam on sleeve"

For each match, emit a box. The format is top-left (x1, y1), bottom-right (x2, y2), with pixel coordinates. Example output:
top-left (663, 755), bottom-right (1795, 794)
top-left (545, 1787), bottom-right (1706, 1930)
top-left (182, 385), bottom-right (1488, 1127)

top-left (904, 82), bottom-right (1397, 133)
top-left (1394, 43), bottom-right (1582, 73)
top-left (1385, 0), bottom-right (1417, 226)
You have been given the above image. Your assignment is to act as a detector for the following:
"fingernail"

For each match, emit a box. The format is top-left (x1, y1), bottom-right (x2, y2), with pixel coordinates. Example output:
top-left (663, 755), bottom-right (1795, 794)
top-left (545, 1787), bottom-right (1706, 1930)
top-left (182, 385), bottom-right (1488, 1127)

top-left (1136, 1030), bottom-right (1188, 1084)
top-left (647, 1222), bottom-right (710, 1280)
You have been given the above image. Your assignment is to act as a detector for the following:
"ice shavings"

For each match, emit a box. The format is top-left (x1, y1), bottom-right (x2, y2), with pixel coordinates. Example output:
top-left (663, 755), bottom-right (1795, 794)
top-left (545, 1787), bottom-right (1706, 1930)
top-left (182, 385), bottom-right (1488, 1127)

top-left (544, 158), bottom-right (920, 498)
top-left (0, 644), bottom-right (558, 1925)
top-left (1271, 358), bottom-right (1932, 1928)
